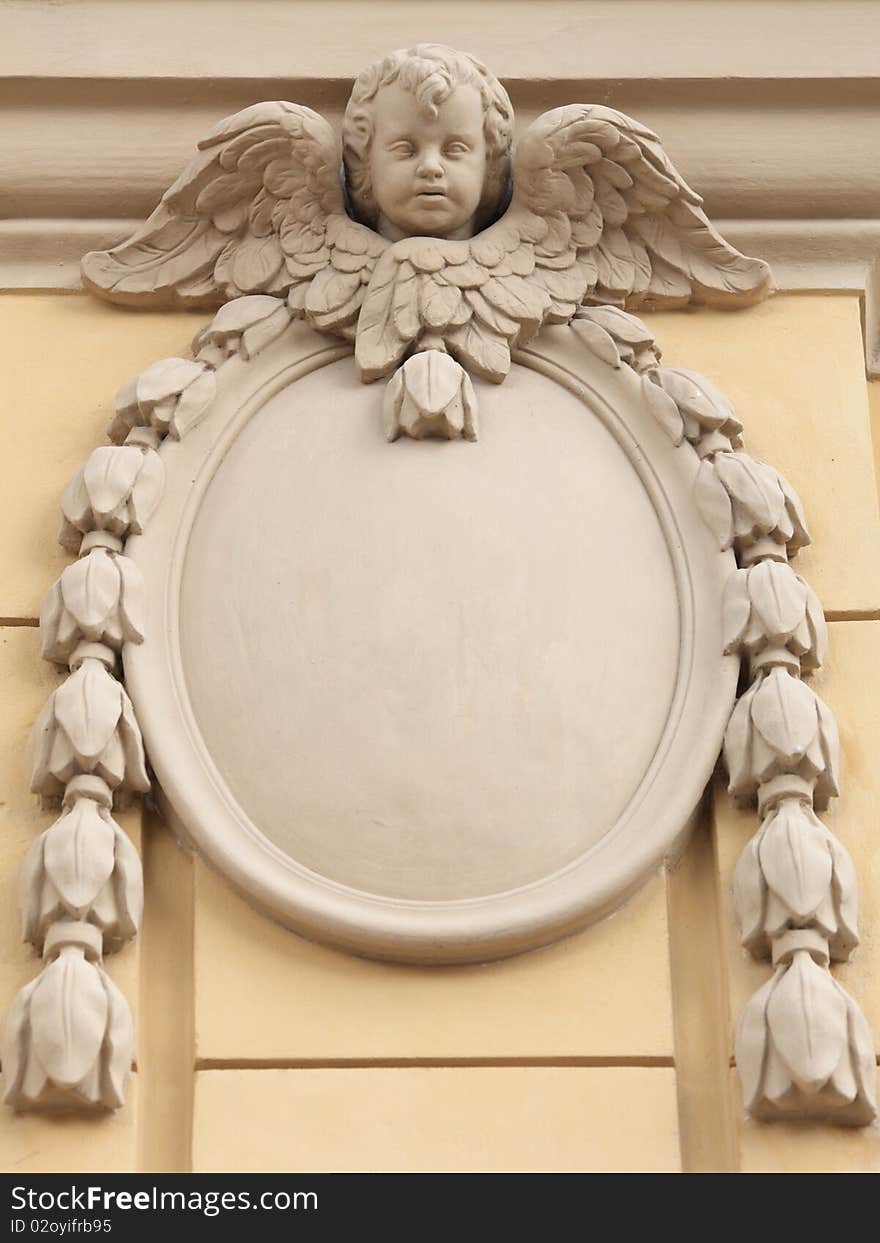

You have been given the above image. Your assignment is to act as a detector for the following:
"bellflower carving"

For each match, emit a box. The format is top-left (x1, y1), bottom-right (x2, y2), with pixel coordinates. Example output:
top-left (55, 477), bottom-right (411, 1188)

top-left (723, 666), bottom-right (839, 810)
top-left (110, 357), bottom-right (217, 444)
top-left (3, 925), bottom-right (134, 1112)
top-left (59, 445), bottom-right (164, 552)
top-left (695, 452), bottom-right (809, 562)
top-left (383, 350), bottom-right (477, 441)
top-left (192, 295), bottom-right (294, 368)
top-left (735, 948), bottom-right (877, 1126)
top-left (723, 559), bottom-right (827, 674)
top-left (40, 549), bottom-right (145, 665)
top-left (19, 793), bottom-right (143, 951)
top-left (30, 658), bottom-right (150, 807)
top-left (733, 799), bottom-right (859, 962)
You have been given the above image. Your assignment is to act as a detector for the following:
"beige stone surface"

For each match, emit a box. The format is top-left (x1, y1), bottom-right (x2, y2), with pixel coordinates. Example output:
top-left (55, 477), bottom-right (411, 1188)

top-left (0, 294), bottom-right (200, 620)
top-left (0, 1079), bottom-right (139, 1174)
top-left (644, 294), bottom-right (880, 615)
top-left (731, 1072), bottom-right (880, 1173)
top-left (715, 620), bottom-right (880, 1051)
top-left (869, 380), bottom-right (880, 508)
top-left (194, 860), bottom-right (673, 1059)
top-left (193, 1067), bottom-right (680, 1173)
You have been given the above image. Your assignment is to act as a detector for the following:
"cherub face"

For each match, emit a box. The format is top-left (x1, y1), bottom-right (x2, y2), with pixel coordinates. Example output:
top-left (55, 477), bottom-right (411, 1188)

top-left (369, 82), bottom-right (487, 241)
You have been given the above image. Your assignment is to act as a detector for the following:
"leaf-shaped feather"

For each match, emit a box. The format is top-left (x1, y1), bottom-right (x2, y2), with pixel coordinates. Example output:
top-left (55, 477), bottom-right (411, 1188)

top-left (304, 267), bottom-right (362, 330)
top-left (666, 200), bottom-right (772, 300)
top-left (356, 252), bottom-right (409, 382)
top-left (465, 289), bottom-right (517, 336)
top-left (29, 950), bottom-right (109, 1088)
top-left (446, 322), bottom-right (511, 384)
top-left (481, 275), bottom-right (549, 337)
top-left (230, 233), bottom-right (284, 293)
top-left (766, 953), bottom-right (847, 1092)
top-left (420, 281), bottom-right (466, 332)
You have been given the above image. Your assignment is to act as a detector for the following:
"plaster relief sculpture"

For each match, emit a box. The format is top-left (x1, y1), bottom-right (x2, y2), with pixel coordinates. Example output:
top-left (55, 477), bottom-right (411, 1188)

top-left (4, 44), bottom-right (873, 1126)
top-left (81, 44), bottom-right (771, 390)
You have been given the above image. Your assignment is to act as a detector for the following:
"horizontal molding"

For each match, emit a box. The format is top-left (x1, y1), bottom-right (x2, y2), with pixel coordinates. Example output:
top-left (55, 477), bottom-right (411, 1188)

top-left (5, 3), bottom-right (879, 373)
top-left (3, 81), bottom-right (880, 220)
top-left (4, 218), bottom-right (879, 377)
top-left (5, 1), bottom-right (880, 83)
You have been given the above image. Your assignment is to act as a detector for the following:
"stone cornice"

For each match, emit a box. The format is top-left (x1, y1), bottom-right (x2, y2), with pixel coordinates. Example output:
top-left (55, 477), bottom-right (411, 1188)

top-left (4, 1), bottom-right (879, 372)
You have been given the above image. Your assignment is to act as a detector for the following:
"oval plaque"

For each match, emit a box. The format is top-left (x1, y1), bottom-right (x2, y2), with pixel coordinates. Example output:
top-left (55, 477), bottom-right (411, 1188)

top-left (125, 323), bottom-right (737, 962)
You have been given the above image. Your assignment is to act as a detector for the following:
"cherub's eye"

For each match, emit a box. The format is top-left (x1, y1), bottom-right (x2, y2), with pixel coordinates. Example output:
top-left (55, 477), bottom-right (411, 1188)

top-left (389, 141), bottom-right (415, 158)
top-left (444, 141), bottom-right (471, 157)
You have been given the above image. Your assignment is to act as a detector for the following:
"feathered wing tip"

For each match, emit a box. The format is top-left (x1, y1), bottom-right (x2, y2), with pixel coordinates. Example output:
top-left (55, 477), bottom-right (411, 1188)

top-left (80, 100), bottom-right (377, 314)
top-left (511, 103), bottom-right (773, 312)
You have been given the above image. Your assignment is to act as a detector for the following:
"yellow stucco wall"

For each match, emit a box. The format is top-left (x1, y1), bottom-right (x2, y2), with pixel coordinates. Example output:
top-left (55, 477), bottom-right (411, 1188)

top-left (1, 291), bottom-right (879, 1172)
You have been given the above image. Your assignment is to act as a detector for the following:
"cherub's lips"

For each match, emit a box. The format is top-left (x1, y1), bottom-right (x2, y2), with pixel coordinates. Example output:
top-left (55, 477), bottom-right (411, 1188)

top-left (413, 189), bottom-right (449, 203)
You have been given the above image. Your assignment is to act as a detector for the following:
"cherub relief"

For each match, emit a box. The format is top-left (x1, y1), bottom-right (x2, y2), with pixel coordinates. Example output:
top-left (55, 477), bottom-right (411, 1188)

top-left (82, 44), bottom-right (770, 395)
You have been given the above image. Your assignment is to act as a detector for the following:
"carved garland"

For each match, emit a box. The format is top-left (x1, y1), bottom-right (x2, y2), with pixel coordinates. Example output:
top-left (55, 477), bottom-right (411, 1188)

top-left (2, 293), bottom-right (875, 1127)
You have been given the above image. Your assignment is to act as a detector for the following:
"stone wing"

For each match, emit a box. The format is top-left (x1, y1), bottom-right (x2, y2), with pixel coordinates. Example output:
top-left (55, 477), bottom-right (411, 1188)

top-left (81, 101), bottom-right (386, 335)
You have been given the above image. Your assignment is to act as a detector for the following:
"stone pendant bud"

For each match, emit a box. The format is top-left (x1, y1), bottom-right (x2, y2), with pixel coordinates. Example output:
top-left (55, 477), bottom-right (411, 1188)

top-left (735, 944), bottom-right (877, 1125)
top-left (59, 444), bottom-right (164, 553)
top-left (733, 798), bottom-right (858, 962)
top-left (573, 306), bottom-right (659, 373)
top-left (645, 366), bottom-right (744, 453)
top-left (110, 357), bottom-right (216, 444)
top-left (723, 559), bottom-right (827, 675)
top-left (383, 351), bottom-right (478, 442)
top-left (694, 451), bottom-right (809, 562)
top-left (40, 549), bottom-right (145, 666)
top-left (193, 295), bottom-right (293, 368)
top-left (30, 658), bottom-right (150, 807)
top-left (2, 923), bottom-right (133, 1111)
top-left (19, 789), bottom-right (143, 952)
top-left (723, 666), bottom-right (839, 809)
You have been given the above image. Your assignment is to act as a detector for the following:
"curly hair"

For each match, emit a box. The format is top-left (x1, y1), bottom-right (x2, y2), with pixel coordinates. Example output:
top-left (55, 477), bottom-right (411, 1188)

top-left (342, 44), bottom-right (513, 232)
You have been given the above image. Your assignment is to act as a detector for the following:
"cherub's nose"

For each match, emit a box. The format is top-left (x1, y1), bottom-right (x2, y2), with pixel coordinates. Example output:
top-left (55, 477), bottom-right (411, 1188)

top-left (416, 146), bottom-right (444, 179)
